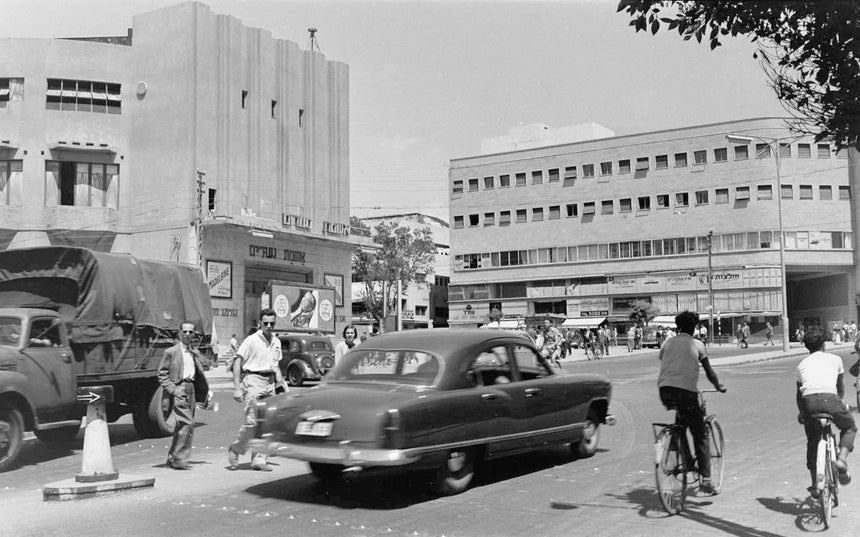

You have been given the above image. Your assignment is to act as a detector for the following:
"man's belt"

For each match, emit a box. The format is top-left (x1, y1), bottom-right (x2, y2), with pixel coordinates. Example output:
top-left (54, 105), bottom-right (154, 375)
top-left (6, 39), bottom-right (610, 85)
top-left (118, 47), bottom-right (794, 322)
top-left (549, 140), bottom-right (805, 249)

top-left (242, 370), bottom-right (276, 382)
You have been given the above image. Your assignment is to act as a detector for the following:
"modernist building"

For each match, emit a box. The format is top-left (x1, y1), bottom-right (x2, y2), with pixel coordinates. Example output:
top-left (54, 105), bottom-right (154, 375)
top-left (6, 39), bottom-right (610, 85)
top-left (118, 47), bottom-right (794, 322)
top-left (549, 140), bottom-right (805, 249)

top-left (0, 2), bottom-right (355, 343)
top-left (447, 118), bottom-right (853, 340)
top-left (352, 213), bottom-right (450, 330)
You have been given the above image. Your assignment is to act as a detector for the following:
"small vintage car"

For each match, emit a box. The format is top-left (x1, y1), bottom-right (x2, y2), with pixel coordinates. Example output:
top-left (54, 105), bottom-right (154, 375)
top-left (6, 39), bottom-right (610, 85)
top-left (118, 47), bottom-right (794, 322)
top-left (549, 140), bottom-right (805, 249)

top-left (278, 334), bottom-right (336, 387)
top-left (252, 328), bottom-right (614, 495)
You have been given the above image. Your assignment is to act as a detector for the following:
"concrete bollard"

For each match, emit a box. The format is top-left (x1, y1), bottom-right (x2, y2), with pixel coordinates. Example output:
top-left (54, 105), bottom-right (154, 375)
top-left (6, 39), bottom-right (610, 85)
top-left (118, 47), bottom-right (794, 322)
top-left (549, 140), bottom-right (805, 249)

top-left (76, 394), bottom-right (118, 482)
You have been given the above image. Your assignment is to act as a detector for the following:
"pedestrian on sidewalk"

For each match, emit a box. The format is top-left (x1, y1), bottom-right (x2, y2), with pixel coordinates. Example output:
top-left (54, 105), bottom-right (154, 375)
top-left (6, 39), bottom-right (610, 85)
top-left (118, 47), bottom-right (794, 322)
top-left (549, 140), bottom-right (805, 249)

top-left (764, 322), bottom-right (775, 346)
top-left (157, 320), bottom-right (210, 470)
top-left (227, 308), bottom-right (287, 471)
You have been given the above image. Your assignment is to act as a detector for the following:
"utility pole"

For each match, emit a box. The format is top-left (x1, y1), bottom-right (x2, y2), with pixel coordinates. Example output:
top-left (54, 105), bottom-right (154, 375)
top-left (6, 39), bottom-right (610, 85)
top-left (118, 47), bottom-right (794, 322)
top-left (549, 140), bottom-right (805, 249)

top-left (706, 230), bottom-right (714, 346)
top-left (194, 169), bottom-right (206, 275)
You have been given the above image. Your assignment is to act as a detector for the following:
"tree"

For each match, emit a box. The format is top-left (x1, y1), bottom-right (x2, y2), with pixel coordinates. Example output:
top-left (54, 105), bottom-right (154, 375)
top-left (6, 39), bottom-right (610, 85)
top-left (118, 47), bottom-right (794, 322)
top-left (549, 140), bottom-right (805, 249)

top-left (628, 300), bottom-right (658, 326)
top-left (617, 1), bottom-right (860, 150)
top-left (352, 221), bottom-right (437, 326)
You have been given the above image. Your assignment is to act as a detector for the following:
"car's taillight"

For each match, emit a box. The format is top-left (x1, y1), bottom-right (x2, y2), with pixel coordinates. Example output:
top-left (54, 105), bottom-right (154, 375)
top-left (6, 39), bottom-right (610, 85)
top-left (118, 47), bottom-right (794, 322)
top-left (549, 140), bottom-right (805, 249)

top-left (382, 408), bottom-right (402, 449)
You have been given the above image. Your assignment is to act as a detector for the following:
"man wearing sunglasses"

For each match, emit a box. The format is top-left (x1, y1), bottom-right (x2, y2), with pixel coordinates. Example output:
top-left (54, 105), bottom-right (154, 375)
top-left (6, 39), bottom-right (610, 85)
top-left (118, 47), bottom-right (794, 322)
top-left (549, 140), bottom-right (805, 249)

top-left (157, 321), bottom-right (210, 470)
top-left (228, 308), bottom-right (286, 471)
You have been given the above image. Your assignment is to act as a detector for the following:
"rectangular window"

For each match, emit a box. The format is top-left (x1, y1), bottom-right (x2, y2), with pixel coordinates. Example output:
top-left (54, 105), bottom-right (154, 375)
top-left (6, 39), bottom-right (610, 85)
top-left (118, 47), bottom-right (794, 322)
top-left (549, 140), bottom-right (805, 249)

top-left (564, 166), bottom-right (577, 180)
top-left (695, 190), bottom-right (709, 205)
top-left (468, 178), bottom-right (479, 192)
top-left (674, 152), bottom-right (687, 167)
top-left (714, 147), bottom-right (728, 162)
top-left (45, 160), bottom-right (119, 208)
top-left (484, 176), bottom-right (494, 189)
top-left (515, 173), bottom-right (526, 186)
top-left (484, 212), bottom-right (495, 226)
top-left (820, 185), bottom-right (833, 200)
top-left (798, 143), bottom-right (811, 158)
top-left (46, 79), bottom-right (121, 114)
top-left (756, 143), bottom-right (772, 158)
top-left (516, 209), bottom-right (527, 223)
top-left (548, 168), bottom-right (559, 182)
top-left (693, 150), bottom-right (707, 165)
top-left (453, 216), bottom-right (464, 229)
top-left (781, 184), bottom-right (793, 199)
top-left (298, 108), bottom-right (304, 126)
top-left (549, 205), bottom-right (560, 219)
top-left (715, 188), bottom-right (729, 204)
top-left (566, 203), bottom-right (578, 217)
top-left (780, 143), bottom-right (791, 157)
top-left (600, 162), bottom-right (612, 176)
top-left (757, 185), bottom-right (773, 200)
top-left (734, 145), bottom-right (749, 160)
top-left (655, 155), bottom-right (668, 169)
top-left (499, 211), bottom-right (511, 226)
top-left (656, 194), bottom-right (669, 208)
top-left (619, 198), bottom-right (632, 213)
top-left (675, 192), bottom-right (689, 207)
top-left (452, 180), bottom-right (463, 195)
top-left (208, 188), bottom-right (216, 211)
top-left (735, 186), bottom-right (750, 200)
top-left (818, 144), bottom-right (831, 158)
top-left (532, 170), bottom-right (543, 184)
top-left (532, 207), bottom-right (544, 221)
top-left (242, 90), bottom-right (248, 109)
top-left (636, 157), bottom-right (649, 171)
top-left (601, 200), bottom-right (613, 214)
top-left (638, 196), bottom-right (651, 211)
top-left (799, 185), bottom-right (813, 199)
top-left (469, 214), bottom-right (479, 227)
top-left (760, 231), bottom-right (773, 248)
top-left (0, 78), bottom-right (9, 105)
top-left (499, 174), bottom-right (510, 188)
top-left (582, 202), bottom-right (596, 215)
top-left (271, 100), bottom-right (277, 118)
top-left (0, 160), bottom-right (23, 205)
top-left (619, 159), bottom-right (631, 174)
top-left (839, 186), bottom-right (851, 200)
top-left (582, 164), bottom-right (595, 178)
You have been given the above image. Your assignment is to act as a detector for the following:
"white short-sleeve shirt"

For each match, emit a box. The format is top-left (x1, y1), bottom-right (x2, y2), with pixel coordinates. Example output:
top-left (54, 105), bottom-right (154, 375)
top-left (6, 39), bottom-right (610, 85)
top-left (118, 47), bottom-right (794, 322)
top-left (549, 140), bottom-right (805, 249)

top-left (657, 333), bottom-right (708, 392)
top-left (797, 351), bottom-right (843, 396)
top-left (236, 331), bottom-right (282, 373)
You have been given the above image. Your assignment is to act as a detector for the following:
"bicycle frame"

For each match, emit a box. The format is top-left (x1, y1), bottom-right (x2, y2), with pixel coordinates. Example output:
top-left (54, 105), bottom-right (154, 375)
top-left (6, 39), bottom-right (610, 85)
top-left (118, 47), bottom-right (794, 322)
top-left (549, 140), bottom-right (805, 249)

top-left (811, 414), bottom-right (839, 529)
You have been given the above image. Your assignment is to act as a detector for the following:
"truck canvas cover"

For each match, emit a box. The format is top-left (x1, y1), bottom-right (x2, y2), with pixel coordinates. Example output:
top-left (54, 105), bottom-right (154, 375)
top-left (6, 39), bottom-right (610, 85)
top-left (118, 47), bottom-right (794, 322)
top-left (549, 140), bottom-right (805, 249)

top-left (0, 246), bottom-right (212, 343)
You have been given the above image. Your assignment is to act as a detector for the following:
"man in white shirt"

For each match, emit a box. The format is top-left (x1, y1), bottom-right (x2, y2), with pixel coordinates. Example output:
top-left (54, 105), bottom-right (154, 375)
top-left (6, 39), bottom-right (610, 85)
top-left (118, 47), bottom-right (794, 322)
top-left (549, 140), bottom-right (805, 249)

top-left (796, 326), bottom-right (856, 496)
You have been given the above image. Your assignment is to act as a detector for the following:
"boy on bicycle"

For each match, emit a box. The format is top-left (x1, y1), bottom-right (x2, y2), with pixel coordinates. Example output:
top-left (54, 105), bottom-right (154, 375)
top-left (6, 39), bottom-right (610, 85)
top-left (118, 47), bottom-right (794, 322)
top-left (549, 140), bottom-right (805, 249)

top-left (658, 310), bottom-right (726, 494)
top-left (796, 326), bottom-right (856, 496)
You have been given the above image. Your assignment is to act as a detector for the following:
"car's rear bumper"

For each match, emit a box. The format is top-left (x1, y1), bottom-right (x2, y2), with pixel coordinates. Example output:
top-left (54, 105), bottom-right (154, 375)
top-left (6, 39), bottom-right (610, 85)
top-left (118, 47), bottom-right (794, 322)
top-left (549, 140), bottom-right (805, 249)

top-left (247, 438), bottom-right (421, 467)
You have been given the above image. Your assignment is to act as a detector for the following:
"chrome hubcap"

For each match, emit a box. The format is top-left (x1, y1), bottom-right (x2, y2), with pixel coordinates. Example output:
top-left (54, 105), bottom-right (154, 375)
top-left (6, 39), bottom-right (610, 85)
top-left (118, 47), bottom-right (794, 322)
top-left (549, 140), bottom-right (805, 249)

top-left (447, 451), bottom-right (466, 473)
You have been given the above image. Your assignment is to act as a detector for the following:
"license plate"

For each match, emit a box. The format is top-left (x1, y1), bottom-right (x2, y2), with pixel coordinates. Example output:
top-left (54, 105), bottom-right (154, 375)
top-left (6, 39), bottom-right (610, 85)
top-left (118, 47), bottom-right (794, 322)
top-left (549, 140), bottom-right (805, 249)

top-left (295, 421), bottom-right (333, 437)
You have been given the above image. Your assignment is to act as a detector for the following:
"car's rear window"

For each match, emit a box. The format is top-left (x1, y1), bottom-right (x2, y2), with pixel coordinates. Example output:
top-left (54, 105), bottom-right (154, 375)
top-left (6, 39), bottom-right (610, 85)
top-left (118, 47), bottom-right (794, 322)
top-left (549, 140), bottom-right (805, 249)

top-left (328, 349), bottom-right (441, 386)
top-left (309, 341), bottom-right (332, 351)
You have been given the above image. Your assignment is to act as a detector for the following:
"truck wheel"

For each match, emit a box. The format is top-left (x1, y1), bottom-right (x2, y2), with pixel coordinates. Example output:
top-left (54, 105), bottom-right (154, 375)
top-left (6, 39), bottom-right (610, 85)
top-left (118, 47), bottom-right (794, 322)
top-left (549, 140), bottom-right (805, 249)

top-left (133, 387), bottom-right (175, 438)
top-left (287, 364), bottom-right (304, 387)
top-left (34, 424), bottom-right (81, 443)
top-left (0, 407), bottom-right (24, 472)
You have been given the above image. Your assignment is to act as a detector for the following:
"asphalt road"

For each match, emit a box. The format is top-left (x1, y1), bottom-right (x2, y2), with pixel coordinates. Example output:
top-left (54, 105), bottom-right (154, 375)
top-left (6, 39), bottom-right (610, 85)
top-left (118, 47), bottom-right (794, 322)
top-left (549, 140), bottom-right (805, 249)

top-left (2, 345), bottom-right (860, 537)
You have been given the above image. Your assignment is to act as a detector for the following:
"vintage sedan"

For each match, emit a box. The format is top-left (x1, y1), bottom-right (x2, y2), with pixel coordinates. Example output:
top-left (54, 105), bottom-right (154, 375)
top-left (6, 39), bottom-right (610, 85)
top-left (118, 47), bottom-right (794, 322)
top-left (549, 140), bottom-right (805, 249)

top-left (250, 328), bottom-right (613, 495)
top-left (278, 334), bottom-right (336, 387)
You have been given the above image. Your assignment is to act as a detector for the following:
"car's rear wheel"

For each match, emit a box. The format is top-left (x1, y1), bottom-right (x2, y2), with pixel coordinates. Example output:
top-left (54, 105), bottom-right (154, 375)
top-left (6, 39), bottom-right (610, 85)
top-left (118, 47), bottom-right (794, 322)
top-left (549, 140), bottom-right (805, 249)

top-left (434, 448), bottom-right (476, 496)
top-left (287, 364), bottom-right (304, 387)
top-left (572, 418), bottom-right (600, 458)
top-left (309, 462), bottom-right (344, 486)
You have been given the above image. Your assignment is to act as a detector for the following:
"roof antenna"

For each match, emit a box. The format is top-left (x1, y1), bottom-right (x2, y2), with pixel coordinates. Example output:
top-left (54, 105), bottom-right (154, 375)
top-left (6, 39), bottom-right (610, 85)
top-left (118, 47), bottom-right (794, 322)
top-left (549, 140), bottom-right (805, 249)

top-left (307, 28), bottom-right (320, 52)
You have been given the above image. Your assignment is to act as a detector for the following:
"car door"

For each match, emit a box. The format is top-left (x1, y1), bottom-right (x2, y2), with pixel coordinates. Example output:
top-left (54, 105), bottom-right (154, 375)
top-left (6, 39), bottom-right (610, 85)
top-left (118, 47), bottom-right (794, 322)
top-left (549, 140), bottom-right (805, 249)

top-left (19, 317), bottom-right (77, 421)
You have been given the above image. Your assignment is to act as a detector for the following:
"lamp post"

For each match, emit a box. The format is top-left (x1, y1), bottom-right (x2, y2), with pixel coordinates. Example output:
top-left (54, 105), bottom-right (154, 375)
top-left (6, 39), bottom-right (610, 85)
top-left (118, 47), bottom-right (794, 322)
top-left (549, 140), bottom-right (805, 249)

top-left (727, 133), bottom-right (792, 352)
top-left (706, 230), bottom-right (714, 346)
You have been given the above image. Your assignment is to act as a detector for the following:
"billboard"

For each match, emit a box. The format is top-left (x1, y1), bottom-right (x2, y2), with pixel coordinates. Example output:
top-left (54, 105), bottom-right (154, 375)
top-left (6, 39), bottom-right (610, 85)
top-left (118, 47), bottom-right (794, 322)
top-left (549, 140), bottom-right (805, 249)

top-left (266, 281), bottom-right (336, 334)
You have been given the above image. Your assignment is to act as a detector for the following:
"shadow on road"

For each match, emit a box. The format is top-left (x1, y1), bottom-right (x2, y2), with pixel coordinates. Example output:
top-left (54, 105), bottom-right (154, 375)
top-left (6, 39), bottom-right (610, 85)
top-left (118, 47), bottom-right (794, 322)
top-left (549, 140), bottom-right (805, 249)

top-left (757, 496), bottom-right (828, 532)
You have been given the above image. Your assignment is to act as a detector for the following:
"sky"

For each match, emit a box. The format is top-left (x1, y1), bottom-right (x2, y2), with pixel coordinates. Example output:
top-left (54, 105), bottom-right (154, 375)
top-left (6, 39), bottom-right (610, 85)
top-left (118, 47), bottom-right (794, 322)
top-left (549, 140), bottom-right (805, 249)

top-left (1, 0), bottom-right (787, 222)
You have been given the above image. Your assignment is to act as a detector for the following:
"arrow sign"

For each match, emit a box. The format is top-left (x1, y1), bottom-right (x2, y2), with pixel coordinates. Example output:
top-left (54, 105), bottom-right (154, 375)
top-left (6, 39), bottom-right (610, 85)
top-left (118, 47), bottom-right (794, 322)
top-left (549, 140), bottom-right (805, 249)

top-left (76, 391), bottom-right (101, 404)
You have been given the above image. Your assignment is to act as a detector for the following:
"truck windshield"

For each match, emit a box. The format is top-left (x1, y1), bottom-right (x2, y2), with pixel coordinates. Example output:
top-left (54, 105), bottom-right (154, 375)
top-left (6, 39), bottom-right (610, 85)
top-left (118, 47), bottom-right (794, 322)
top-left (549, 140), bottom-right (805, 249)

top-left (0, 317), bottom-right (22, 346)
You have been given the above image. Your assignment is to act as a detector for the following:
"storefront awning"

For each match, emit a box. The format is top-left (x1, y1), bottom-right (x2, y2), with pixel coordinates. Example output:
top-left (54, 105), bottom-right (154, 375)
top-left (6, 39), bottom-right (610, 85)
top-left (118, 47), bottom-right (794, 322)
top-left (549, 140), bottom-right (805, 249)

top-left (482, 319), bottom-right (524, 330)
top-left (651, 315), bottom-right (678, 326)
top-left (562, 317), bottom-right (605, 329)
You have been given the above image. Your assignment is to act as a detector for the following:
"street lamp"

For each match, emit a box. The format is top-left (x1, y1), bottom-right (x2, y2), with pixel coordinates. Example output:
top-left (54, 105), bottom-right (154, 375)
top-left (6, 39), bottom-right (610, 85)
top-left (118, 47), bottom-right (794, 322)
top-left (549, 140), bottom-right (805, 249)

top-left (706, 230), bottom-right (714, 346)
top-left (727, 133), bottom-right (792, 352)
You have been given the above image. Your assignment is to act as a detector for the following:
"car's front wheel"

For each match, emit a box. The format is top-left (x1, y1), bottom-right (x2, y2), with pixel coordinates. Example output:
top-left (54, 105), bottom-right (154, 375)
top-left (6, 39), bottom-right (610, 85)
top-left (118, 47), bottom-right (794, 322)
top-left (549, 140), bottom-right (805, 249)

top-left (434, 448), bottom-right (476, 496)
top-left (572, 418), bottom-right (600, 458)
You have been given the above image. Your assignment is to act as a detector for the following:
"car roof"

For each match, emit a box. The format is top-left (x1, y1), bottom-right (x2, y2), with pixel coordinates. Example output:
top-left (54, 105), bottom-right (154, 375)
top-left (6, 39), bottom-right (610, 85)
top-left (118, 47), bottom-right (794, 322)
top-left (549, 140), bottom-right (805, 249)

top-left (277, 333), bottom-right (331, 343)
top-left (354, 328), bottom-right (534, 355)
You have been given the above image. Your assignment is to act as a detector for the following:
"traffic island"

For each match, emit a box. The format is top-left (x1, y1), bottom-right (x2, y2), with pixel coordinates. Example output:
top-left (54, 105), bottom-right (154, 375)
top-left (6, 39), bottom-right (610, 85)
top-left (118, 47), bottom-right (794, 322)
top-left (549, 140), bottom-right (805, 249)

top-left (42, 386), bottom-right (155, 501)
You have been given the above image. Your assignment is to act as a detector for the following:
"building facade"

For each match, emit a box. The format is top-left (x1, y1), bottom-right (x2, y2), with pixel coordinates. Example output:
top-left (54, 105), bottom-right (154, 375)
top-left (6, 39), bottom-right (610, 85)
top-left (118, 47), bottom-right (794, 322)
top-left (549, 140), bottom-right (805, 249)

top-left (0, 2), bottom-right (354, 344)
top-left (448, 118), bottom-right (853, 340)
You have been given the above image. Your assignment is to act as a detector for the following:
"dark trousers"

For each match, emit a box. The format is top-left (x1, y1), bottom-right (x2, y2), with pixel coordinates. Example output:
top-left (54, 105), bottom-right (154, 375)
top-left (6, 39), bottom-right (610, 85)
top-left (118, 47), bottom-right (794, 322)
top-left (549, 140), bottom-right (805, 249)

top-left (660, 386), bottom-right (711, 478)
top-left (801, 393), bottom-right (857, 471)
top-left (168, 382), bottom-right (195, 464)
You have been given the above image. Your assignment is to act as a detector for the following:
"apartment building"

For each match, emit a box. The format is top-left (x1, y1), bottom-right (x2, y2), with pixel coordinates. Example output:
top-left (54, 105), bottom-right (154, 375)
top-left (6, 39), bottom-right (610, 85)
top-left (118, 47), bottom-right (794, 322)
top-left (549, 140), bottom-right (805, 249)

top-left (448, 118), bottom-right (852, 339)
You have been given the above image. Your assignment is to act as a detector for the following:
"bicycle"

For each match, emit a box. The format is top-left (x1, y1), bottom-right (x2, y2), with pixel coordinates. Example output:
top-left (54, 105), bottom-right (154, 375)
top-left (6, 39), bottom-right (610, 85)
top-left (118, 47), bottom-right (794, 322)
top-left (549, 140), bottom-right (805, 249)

top-left (809, 413), bottom-right (840, 529)
top-left (653, 389), bottom-right (725, 514)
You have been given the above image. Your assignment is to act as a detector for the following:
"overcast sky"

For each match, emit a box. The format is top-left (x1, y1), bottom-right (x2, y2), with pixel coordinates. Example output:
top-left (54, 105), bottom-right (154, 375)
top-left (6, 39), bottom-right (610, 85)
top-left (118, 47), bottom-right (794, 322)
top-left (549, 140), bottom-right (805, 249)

top-left (2, 0), bottom-right (787, 221)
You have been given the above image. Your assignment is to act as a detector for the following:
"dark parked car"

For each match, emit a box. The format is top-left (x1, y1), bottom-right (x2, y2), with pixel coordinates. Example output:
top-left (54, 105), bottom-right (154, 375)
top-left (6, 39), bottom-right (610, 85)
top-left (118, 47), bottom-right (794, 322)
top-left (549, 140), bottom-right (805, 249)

top-left (278, 334), bottom-right (335, 387)
top-left (252, 328), bottom-right (614, 495)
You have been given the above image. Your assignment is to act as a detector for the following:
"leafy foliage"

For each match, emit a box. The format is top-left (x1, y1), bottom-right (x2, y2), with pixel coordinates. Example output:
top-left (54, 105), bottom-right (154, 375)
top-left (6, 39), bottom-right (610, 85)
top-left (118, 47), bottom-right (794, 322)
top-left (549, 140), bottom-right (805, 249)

top-left (628, 300), bottom-right (658, 326)
top-left (617, 1), bottom-right (860, 149)
top-left (352, 221), bottom-right (437, 323)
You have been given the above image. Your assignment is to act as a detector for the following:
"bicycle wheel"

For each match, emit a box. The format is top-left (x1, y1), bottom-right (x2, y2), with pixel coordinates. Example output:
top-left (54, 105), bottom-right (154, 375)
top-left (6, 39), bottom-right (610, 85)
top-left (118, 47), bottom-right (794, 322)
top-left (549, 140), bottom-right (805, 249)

top-left (819, 442), bottom-right (833, 529)
top-left (655, 428), bottom-right (687, 514)
top-left (707, 419), bottom-right (725, 494)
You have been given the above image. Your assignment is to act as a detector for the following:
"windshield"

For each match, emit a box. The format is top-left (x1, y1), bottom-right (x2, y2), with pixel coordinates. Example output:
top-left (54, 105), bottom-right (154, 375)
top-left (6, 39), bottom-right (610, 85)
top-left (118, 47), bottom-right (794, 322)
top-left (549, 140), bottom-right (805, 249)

top-left (327, 349), bottom-right (442, 386)
top-left (0, 317), bottom-right (22, 346)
